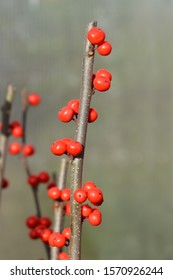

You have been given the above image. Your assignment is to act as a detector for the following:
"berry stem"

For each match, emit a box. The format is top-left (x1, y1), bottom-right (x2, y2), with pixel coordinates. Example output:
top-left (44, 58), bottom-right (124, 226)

top-left (69, 21), bottom-right (97, 260)
top-left (0, 85), bottom-right (15, 204)
top-left (51, 158), bottom-right (69, 260)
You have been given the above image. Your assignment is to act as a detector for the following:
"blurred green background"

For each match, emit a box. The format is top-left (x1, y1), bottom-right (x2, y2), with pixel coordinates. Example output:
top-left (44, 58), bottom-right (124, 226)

top-left (0, 0), bottom-right (173, 260)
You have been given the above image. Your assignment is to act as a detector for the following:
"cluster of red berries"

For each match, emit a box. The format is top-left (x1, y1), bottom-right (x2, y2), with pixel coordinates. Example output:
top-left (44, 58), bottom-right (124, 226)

top-left (58, 99), bottom-right (98, 123)
top-left (48, 184), bottom-right (70, 201)
top-left (27, 171), bottom-right (50, 188)
top-left (26, 215), bottom-right (52, 242)
top-left (51, 137), bottom-right (83, 157)
top-left (87, 27), bottom-right (112, 92)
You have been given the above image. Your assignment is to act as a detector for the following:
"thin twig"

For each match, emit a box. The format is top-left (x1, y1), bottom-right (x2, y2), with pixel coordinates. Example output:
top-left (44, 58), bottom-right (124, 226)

top-left (51, 158), bottom-right (69, 260)
top-left (69, 21), bottom-right (97, 260)
top-left (0, 85), bottom-right (15, 205)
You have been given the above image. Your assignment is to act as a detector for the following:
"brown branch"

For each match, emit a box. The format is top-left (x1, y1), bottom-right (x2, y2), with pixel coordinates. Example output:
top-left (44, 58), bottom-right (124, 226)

top-left (0, 85), bottom-right (15, 204)
top-left (51, 158), bottom-right (69, 260)
top-left (69, 21), bottom-right (97, 260)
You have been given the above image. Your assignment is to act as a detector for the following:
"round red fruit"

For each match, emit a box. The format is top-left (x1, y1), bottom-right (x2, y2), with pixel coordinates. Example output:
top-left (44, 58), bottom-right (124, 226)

top-left (39, 216), bottom-right (52, 228)
top-left (74, 189), bottom-right (87, 204)
top-left (11, 126), bottom-right (23, 138)
top-left (48, 186), bottom-right (61, 200)
top-left (40, 228), bottom-right (53, 243)
top-left (29, 229), bottom-right (39, 239)
top-left (34, 225), bottom-right (46, 238)
top-left (61, 137), bottom-right (72, 145)
top-left (93, 76), bottom-right (111, 92)
top-left (60, 188), bottom-right (70, 201)
top-left (58, 252), bottom-right (70, 260)
top-left (38, 171), bottom-right (50, 183)
top-left (67, 100), bottom-right (80, 114)
top-left (88, 212), bottom-right (102, 226)
top-left (87, 188), bottom-right (103, 204)
top-left (87, 27), bottom-right (105, 45)
top-left (28, 93), bottom-right (41, 106)
top-left (2, 178), bottom-right (9, 189)
top-left (58, 106), bottom-right (75, 123)
top-left (26, 215), bottom-right (40, 229)
top-left (49, 232), bottom-right (66, 248)
top-left (67, 140), bottom-right (83, 156)
top-left (9, 120), bottom-right (20, 130)
top-left (62, 227), bottom-right (71, 240)
top-left (81, 204), bottom-right (92, 217)
top-left (28, 175), bottom-right (39, 187)
top-left (95, 69), bottom-right (112, 81)
top-left (50, 140), bottom-right (67, 156)
top-left (8, 142), bottom-right (21, 155)
top-left (22, 144), bottom-right (35, 156)
top-left (88, 108), bottom-right (98, 123)
top-left (97, 41), bottom-right (112, 56)
top-left (83, 181), bottom-right (97, 193)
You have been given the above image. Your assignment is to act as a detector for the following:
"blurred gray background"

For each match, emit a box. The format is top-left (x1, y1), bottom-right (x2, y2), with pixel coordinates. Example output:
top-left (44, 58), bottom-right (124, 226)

top-left (0, 0), bottom-right (173, 260)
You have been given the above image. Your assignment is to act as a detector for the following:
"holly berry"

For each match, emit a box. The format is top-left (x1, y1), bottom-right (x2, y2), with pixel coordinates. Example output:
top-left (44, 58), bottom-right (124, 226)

top-left (74, 189), bottom-right (87, 204)
top-left (87, 27), bottom-right (105, 45)
top-left (22, 144), bottom-right (35, 156)
top-left (49, 232), bottom-right (66, 248)
top-left (50, 140), bottom-right (67, 156)
top-left (2, 178), bottom-right (9, 189)
top-left (26, 215), bottom-right (40, 229)
top-left (47, 181), bottom-right (57, 189)
top-left (81, 204), bottom-right (92, 217)
top-left (8, 142), bottom-right (21, 155)
top-left (9, 120), bottom-right (21, 130)
top-left (87, 188), bottom-right (103, 205)
top-left (62, 227), bottom-right (71, 240)
top-left (29, 229), bottom-right (39, 239)
top-left (60, 188), bottom-right (70, 201)
top-left (95, 69), bottom-right (112, 81)
top-left (48, 186), bottom-right (61, 200)
top-left (61, 137), bottom-right (72, 145)
top-left (88, 108), bottom-right (98, 123)
top-left (65, 203), bottom-right (70, 216)
top-left (39, 216), bottom-right (52, 228)
top-left (58, 106), bottom-right (75, 123)
top-left (88, 212), bottom-right (102, 226)
top-left (11, 126), bottom-right (23, 138)
top-left (83, 181), bottom-right (97, 193)
top-left (93, 76), bottom-right (111, 92)
top-left (97, 41), bottom-right (112, 56)
top-left (40, 228), bottom-right (53, 243)
top-left (28, 93), bottom-right (41, 106)
top-left (28, 175), bottom-right (39, 187)
top-left (67, 100), bottom-right (80, 114)
top-left (67, 140), bottom-right (83, 156)
top-left (38, 171), bottom-right (50, 183)
top-left (34, 225), bottom-right (46, 238)
top-left (58, 252), bottom-right (70, 260)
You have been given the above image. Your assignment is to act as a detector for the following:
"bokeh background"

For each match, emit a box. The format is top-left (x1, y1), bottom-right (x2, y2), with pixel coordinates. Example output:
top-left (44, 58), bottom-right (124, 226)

top-left (0, 0), bottom-right (173, 260)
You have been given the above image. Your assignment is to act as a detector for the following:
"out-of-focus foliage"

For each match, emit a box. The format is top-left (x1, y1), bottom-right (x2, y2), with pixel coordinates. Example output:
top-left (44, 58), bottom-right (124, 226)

top-left (0, 0), bottom-right (173, 259)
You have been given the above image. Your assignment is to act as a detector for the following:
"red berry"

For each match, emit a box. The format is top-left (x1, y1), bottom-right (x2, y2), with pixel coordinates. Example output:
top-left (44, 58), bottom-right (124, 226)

top-left (8, 142), bottom-right (21, 155)
top-left (81, 204), bottom-right (92, 217)
top-left (50, 140), bottom-right (67, 156)
top-left (65, 203), bottom-right (70, 216)
top-left (74, 189), bottom-right (87, 204)
top-left (87, 27), bottom-right (105, 45)
top-left (97, 41), bottom-right (112, 56)
top-left (29, 229), bottom-right (39, 239)
top-left (38, 171), bottom-right (50, 183)
top-left (62, 227), bottom-right (71, 240)
top-left (88, 212), bottom-right (102, 226)
top-left (22, 144), bottom-right (35, 156)
top-left (47, 182), bottom-right (57, 189)
top-left (87, 188), bottom-right (103, 205)
top-left (67, 140), bottom-right (83, 156)
top-left (58, 252), bottom-right (70, 260)
top-left (93, 76), bottom-right (111, 92)
top-left (34, 225), bottom-right (46, 237)
top-left (40, 228), bottom-right (53, 242)
top-left (60, 188), bottom-right (70, 201)
top-left (92, 208), bottom-right (102, 217)
top-left (49, 232), bottom-right (66, 248)
top-left (48, 186), bottom-right (61, 200)
top-left (26, 215), bottom-right (40, 229)
top-left (67, 100), bottom-right (80, 114)
top-left (95, 69), bottom-right (112, 81)
top-left (83, 181), bottom-right (97, 193)
top-left (11, 126), bottom-right (23, 138)
top-left (2, 178), bottom-right (9, 189)
top-left (28, 93), bottom-right (41, 106)
top-left (58, 106), bottom-right (75, 123)
top-left (39, 216), bottom-right (52, 228)
top-left (28, 175), bottom-right (39, 187)
top-left (61, 137), bottom-right (72, 145)
top-left (9, 120), bottom-right (21, 130)
top-left (88, 108), bottom-right (98, 123)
